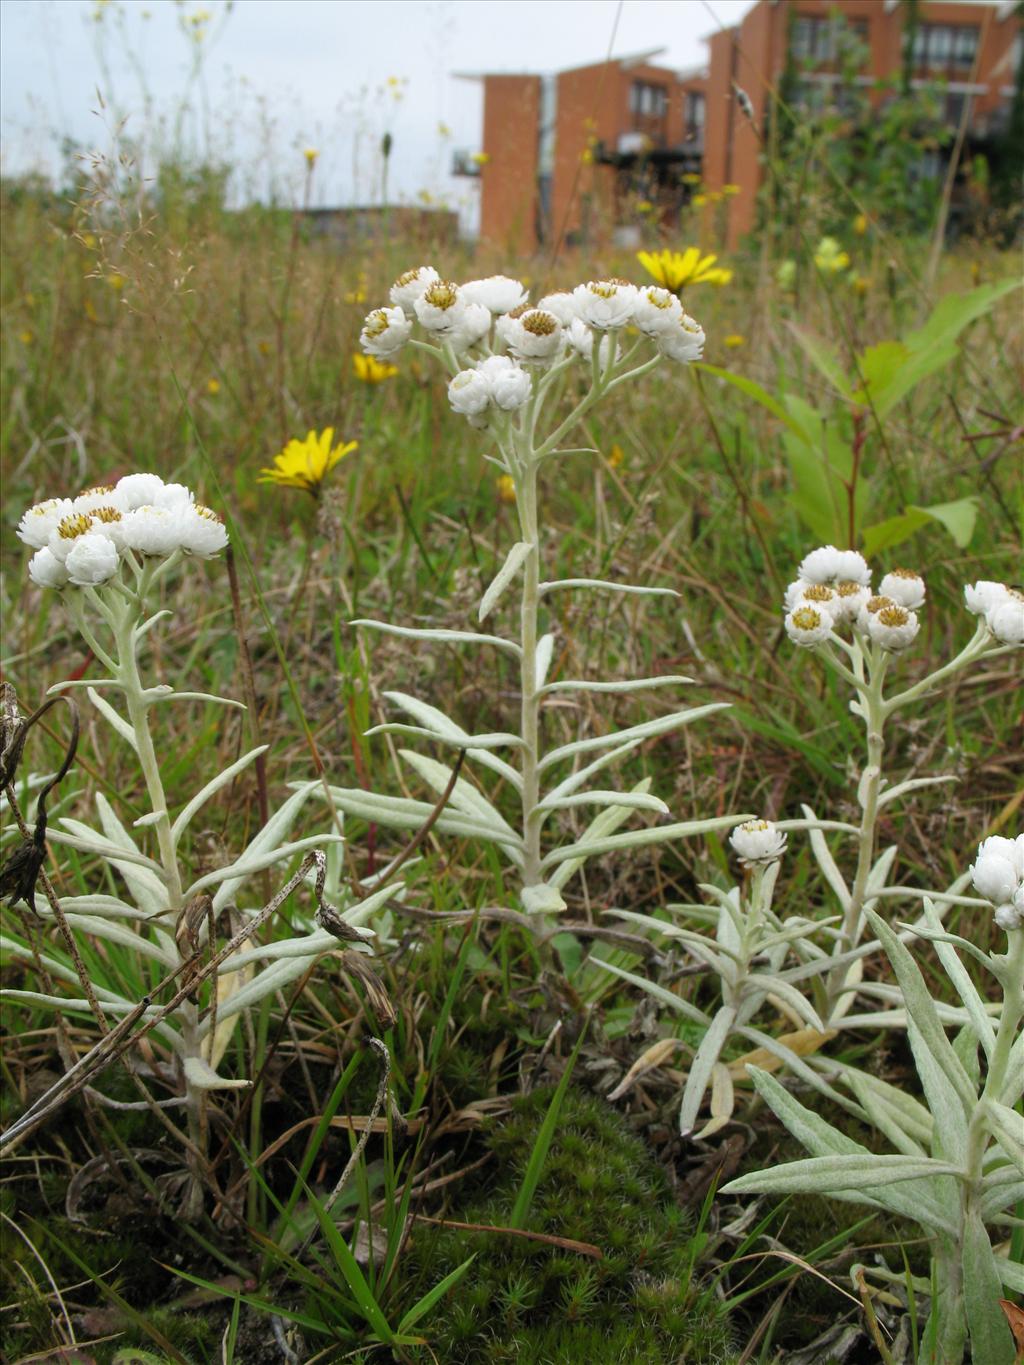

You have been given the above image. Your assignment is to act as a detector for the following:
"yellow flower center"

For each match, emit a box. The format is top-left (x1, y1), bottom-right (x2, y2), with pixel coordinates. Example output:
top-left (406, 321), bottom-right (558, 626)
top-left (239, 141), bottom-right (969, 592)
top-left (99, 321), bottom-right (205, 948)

top-left (195, 505), bottom-right (222, 523)
top-left (865, 595), bottom-right (893, 615)
top-left (643, 289), bottom-right (674, 310)
top-left (364, 309), bottom-right (391, 338)
top-left (803, 585), bottom-right (834, 603)
top-left (57, 513), bottom-right (93, 541)
top-left (889, 567), bottom-right (920, 581)
top-left (394, 269), bottom-right (421, 289)
top-left (792, 606), bottom-right (822, 630)
top-left (78, 485), bottom-right (115, 497)
top-left (91, 506), bottom-right (122, 524)
top-left (836, 580), bottom-right (862, 598)
top-left (878, 606), bottom-right (909, 627)
top-left (522, 310), bottom-right (558, 336)
top-left (589, 282), bottom-right (618, 299)
top-left (422, 282), bottom-right (459, 310)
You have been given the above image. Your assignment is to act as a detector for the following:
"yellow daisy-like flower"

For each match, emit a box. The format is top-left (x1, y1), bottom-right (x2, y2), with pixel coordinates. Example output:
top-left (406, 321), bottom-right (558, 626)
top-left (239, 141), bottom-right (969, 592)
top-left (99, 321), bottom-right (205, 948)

top-left (692, 193), bottom-right (708, 207)
top-left (496, 474), bottom-right (516, 504)
top-left (258, 428), bottom-right (357, 496)
top-left (636, 246), bottom-right (733, 291)
top-left (607, 443), bottom-right (625, 469)
top-left (207, 377), bottom-right (221, 395)
top-left (352, 353), bottom-right (398, 384)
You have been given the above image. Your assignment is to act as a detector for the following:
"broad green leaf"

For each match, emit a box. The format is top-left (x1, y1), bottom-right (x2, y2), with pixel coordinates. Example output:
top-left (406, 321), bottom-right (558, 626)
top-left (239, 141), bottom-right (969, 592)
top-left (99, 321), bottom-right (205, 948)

top-left (865, 497), bottom-right (979, 559)
top-left (787, 324), bottom-right (854, 399)
top-left (693, 363), bottom-right (802, 432)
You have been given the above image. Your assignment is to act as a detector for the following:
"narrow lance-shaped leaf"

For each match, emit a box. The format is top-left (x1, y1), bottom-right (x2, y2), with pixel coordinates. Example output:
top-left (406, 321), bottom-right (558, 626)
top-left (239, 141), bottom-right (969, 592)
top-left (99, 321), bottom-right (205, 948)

top-left (479, 541), bottom-right (533, 622)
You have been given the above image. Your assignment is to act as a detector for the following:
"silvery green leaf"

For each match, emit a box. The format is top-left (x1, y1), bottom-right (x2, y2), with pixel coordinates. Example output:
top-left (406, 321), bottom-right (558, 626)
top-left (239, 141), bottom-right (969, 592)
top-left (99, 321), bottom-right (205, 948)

top-left (0, 989), bottom-right (181, 1048)
top-left (204, 951), bottom-right (332, 1027)
top-left (594, 959), bottom-right (711, 1027)
top-left (983, 1100), bottom-right (1024, 1175)
top-left (981, 1179), bottom-right (1024, 1220)
top-left (203, 781), bottom-right (324, 910)
top-left (320, 785), bottom-right (524, 862)
top-left (846, 1072), bottom-right (928, 1158)
top-left (383, 691), bottom-right (469, 742)
top-left (478, 541), bottom-right (534, 621)
top-left (170, 745), bottom-right (270, 850)
top-left (802, 804), bottom-right (851, 910)
top-left (603, 909), bottom-right (729, 972)
top-left (398, 748), bottom-right (518, 838)
top-left (867, 912), bottom-right (976, 1115)
top-left (183, 1057), bottom-right (251, 1091)
top-left (51, 894), bottom-right (148, 920)
top-left (723, 1153), bottom-right (961, 1196)
top-left (758, 918), bottom-right (840, 953)
top-left (759, 977), bottom-right (826, 1032)
top-left (866, 844), bottom-right (898, 899)
top-left (962, 1209), bottom-right (1015, 1365)
top-left (895, 921), bottom-right (994, 970)
top-left (539, 704), bottom-right (729, 773)
top-left (736, 1028), bottom-right (862, 1114)
top-left (52, 819), bottom-right (167, 916)
top-left (535, 633), bottom-right (554, 691)
top-left (520, 883), bottom-right (567, 915)
top-left (86, 686), bottom-right (138, 752)
top-left (187, 834), bottom-right (343, 905)
top-left (839, 1066), bottom-right (933, 1146)
top-left (60, 915), bottom-right (173, 963)
top-left (539, 675), bottom-right (692, 697)
top-left (876, 774), bottom-right (957, 808)
top-left (536, 790), bottom-right (670, 816)
top-left (152, 690), bottom-right (246, 710)
top-left (679, 1005), bottom-right (737, 1135)
top-left (220, 926), bottom-right (353, 973)
top-left (352, 619), bottom-right (522, 658)
top-left (744, 1066), bottom-right (863, 1160)
top-left (133, 811), bottom-right (164, 828)
top-left (365, 722), bottom-right (525, 751)
top-left (540, 813), bottom-right (751, 872)
top-left (547, 783), bottom-right (649, 891)
top-left (538, 578), bottom-right (679, 599)
top-left (995, 1256), bottom-right (1024, 1294)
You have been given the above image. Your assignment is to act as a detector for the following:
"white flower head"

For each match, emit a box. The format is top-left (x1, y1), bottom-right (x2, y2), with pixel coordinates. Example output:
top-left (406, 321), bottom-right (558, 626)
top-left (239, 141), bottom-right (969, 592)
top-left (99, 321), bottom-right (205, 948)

top-left (87, 504), bottom-right (128, 550)
top-left (116, 473), bottom-right (167, 510)
top-left (537, 291), bottom-right (578, 326)
top-left (632, 285), bottom-right (683, 336)
top-left (389, 265), bottom-right (440, 314)
top-left (72, 485), bottom-right (128, 517)
top-left (798, 545), bottom-right (844, 584)
top-left (461, 275), bottom-right (528, 314)
top-left (785, 603), bottom-right (833, 647)
top-left (971, 834), bottom-right (1024, 929)
top-left (566, 316), bottom-right (619, 366)
top-left (65, 531), bottom-right (120, 586)
top-left (450, 301), bottom-right (492, 353)
top-left (361, 305), bottom-right (412, 358)
top-left (835, 550), bottom-right (871, 586)
top-left (572, 279), bottom-right (637, 330)
top-left (155, 482), bottom-right (195, 512)
top-left (985, 595), bottom-right (1024, 645)
top-left (17, 498), bottom-right (75, 549)
top-left (964, 580), bottom-right (1010, 616)
top-left (730, 819), bottom-right (787, 866)
top-left (448, 367), bottom-right (492, 418)
top-left (783, 580), bottom-right (838, 617)
top-left (878, 568), bottom-right (926, 610)
top-left (658, 310), bottom-right (705, 363)
top-left (484, 356), bottom-right (532, 411)
top-left (831, 579), bottom-right (872, 622)
top-left (120, 505), bottom-right (186, 556)
top-left (28, 546), bottom-right (69, 588)
top-left (180, 505), bottom-right (228, 558)
top-left (504, 308), bottom-right (563, 363)
top-left (856, 594), bottom-right (897, 633)
top-left (413, 280), bottom-right (466, 334)
top-left (48, 512), bottom-right (97, 564)
top-left (867, 603), bottom-right (920, 652)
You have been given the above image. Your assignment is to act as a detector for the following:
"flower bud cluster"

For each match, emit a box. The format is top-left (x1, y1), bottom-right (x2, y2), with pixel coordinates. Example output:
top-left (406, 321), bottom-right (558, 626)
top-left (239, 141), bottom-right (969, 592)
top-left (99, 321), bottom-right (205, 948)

top-left (18, 474), bottom-right (228, 589)
top-left (360, 265), bottom-right (706, 428)
top-left (970, 834), bottom-right (1024, 931)
top-left (964, 581), bottom-right (1024, 645)
top-left (730, 818), bottom-right (787, 866)
top-left (783, 545), bottom-right (923, 652)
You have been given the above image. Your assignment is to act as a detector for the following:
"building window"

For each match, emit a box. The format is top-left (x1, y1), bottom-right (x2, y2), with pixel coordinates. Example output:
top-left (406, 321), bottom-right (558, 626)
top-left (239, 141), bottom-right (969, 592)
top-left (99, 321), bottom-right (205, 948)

top-left (790, 15), bottom-right (868, 65)
top-left (685, 91), bottom-right (705, 130)
top-left (913, 24), bottom-right (979, 71)
top-left (630, 82), bottom-right (668, 118)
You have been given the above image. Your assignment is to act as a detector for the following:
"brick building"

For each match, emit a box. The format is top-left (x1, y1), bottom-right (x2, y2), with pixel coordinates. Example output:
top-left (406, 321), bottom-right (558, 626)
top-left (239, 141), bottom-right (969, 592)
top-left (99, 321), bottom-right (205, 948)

top-left (455, 0), bottom-right (1021, 252)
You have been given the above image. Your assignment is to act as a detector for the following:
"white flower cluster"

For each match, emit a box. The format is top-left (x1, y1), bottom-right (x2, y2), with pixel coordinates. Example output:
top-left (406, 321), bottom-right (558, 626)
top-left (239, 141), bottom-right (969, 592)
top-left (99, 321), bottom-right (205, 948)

top-left (964, 580), bottom-right (1024, 646)
top-left (783, 545), bottom-right (923, 652)
top-left (730, 818), bottom-right (787, 866)
top-left (18, 474), bottom-right (228, 590)
top-left (970, 834), bottom-right (1024, 931)
top-left (360, 266), bottom-right (706, 425)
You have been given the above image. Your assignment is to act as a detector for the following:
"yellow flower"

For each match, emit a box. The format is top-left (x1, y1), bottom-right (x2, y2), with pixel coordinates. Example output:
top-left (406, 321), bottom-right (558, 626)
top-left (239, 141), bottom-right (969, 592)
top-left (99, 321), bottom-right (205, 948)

top-left (107, 273), bottom-right (125, 291)
top-left (636, 246), bottom-right (733, 291)
top-left (259, 428), bottom-right (357, 496)
top-left (607, 443), bottom-right (625, 469)
top-left (681, 172), bottom-right (702, 185)
top-left (470, 151), bottom-right (490, 166)
top-left (637, 199), bottom-right (654, 214)
top-left (580, 147), bottom-right (594, 165)
top-left (853, 212), bottom-right (868, 235)
top-left (497, 475), bottom-right (516, 504)
top-left (724, 334), bottom-right (745, 349)
top-left (692, 193), bottom-right (708, 207)
top-left (207, 378), bottom-right (221, 395)
top-left (813, 237), bottom-right (850, 275)
top-left (304, 148), bottom-right (319, 167)
top-left (353, 353), bottom-right (398, 384)
top-left (722, 183), bottom-right (741, 196)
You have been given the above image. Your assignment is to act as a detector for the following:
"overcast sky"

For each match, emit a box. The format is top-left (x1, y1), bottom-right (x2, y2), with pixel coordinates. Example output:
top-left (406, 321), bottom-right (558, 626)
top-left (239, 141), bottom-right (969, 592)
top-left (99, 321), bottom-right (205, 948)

top-left (0, 0), bottom-right (752, 218)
